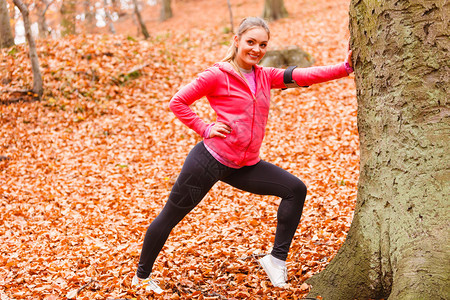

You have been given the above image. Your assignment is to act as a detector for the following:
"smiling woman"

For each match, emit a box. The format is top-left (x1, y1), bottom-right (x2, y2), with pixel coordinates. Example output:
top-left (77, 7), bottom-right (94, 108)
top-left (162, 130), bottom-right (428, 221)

top-left (131, 16), bottom-right (354, 294)
top-left (234, 27), bottom-right (268, 70)
top-left (223, 17), bottom-right (270, 71)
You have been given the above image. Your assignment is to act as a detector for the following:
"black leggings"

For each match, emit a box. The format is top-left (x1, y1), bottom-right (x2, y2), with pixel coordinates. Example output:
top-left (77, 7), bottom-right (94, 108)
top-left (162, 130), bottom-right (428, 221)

top-left (137, 142), bottom-right (307, 278)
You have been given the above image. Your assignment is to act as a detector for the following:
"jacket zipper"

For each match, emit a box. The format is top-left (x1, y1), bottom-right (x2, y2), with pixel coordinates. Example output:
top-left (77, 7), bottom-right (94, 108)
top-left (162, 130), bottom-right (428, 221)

top-left (240, 97), bottom-right (256, 166)
top-left (225, 66), bottom-right (258, 166)
top-left (232, 69), bottom-right (257, 166)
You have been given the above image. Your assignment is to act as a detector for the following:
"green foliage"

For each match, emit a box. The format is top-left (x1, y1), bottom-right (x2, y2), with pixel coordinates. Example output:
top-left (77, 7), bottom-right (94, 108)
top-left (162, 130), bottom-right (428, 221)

top-left (111, 69), bottom-right (143, 86)
top-left (222, 26), bottom-right (232, 34)
top-left (7, 46), bottom-right (18, 57)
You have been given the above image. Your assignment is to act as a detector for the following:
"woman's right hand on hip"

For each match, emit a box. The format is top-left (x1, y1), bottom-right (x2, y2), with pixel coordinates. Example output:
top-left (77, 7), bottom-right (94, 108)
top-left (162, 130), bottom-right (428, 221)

top-left (209, 122), bottom-right (232, 138)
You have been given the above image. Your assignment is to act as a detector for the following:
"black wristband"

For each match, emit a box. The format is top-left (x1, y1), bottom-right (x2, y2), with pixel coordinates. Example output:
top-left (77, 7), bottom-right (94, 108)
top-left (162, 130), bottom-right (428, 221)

top-left (282, 66), bottom-right (309, 90)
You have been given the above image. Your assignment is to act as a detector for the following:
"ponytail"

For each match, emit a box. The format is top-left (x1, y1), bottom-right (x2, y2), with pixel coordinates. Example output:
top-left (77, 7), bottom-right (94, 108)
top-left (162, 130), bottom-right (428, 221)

top-left (222, 44), bottom-right (238, 62)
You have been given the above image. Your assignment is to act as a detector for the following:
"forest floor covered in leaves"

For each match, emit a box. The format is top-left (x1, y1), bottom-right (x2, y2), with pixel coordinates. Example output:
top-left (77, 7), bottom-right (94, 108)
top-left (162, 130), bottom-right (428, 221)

top-left (0, 0), bottom-right (358, 298)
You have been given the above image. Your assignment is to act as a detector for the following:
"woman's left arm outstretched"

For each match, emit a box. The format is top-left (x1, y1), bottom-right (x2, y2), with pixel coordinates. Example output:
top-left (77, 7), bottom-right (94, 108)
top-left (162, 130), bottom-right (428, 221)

top-left (291, 48), bottom-right (354, 87)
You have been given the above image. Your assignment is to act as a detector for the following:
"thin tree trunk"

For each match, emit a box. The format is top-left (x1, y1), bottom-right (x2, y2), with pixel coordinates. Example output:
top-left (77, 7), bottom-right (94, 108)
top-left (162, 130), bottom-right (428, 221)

top-left (111, 0), bottom-right (119, 11)
top-left (13, 0), bottom-right (43, 99)
top-left (132, 0), bottom-right (149, 39)
top-left (159, 0), bottom-right (172, 22)
top-left (8, 0), bottom-right (15, 37)
top-left (103, 0), bottom-right (116, 34)
top-left (110, 0), bottom-right (123, 18)
top-left (262, 0), bottom-right (288, 22)
top-left (84, 0), bottom-right (95, 33)
top-left (0, 0), bottom-right (15, 48)
top-left (227, 0), bottom-right (234, 33)
top-left (37, 0), bottom-right (53, 39)
top-left (306, 1), bottom-right (449, 299)
top-left (60, 0), bottom-right (76, 37)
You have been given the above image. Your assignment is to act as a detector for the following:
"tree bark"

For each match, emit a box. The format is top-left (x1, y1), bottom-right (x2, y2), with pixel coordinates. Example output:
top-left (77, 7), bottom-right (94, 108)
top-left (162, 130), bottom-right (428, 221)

top-left (103, 0), bottom-right (116, 34)
top-left (110, 0), bottom-right (119, 12)
top-left (262, 0), bottom-right (288, 22)
top-left (307, 1), bottom-right (450, 299)
top-left (13, 0), bottom-right (43, 99)
top-left (132, 0), bottom-right (149, 39)
top-left (226, 0), bottom-right (234, 33)
top-left (37, 0), bottom-right (53, 39)
top-left (8, 0), bottom-right (15, 36)
top-left (84, 0), bottom-right (96, 33)
top-left (60, 0), bottom-right (76, 37)
top-left (110, 0), bottom-right (125, 19)
top-left (0, 0), bottom-right (15, 48)
top-left (159, 0), bottom-right (172, 22)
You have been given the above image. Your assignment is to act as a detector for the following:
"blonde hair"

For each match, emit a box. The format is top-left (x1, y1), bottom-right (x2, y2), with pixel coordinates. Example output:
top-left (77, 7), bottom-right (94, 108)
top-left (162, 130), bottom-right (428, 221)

top-left (222, 17), bottom-right (270, 63)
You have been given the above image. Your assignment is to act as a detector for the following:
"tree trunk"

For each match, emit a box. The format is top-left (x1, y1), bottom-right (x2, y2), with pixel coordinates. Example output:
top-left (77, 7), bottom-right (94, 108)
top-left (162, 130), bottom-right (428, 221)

top-left (103, 0), bottom-right (116, 34)
top-left (110, 0), bottom-right (119, 12)
top-left (37, 0), bottom-right (52, 39)
top-left (159, 0), bottom-right (172, 22)
top-left (84, 0), bottom-right (96, 33)
top-left (226, 0), bottom-right (234, 33)
top-left (60, 0), bottom-right (76, 37)
top-left (110, 0), bottom-right (123, 18)
top-left (8, 0), bottom-right (15, 36)
top-left (13, 0), bottom-right (43, 99)
top-left (262, 0), bottom-right (288, 22)
top-left (132, 0), bottom-right (149, 39)
top-left (306, 1), bottom-right (450, 299)
top-left (0, 0), bottom-right (15, 48)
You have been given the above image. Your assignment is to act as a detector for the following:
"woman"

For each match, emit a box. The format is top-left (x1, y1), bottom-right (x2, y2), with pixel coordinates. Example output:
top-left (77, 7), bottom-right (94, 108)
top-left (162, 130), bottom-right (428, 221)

top-left (132, 17), bottom-right (353, 293)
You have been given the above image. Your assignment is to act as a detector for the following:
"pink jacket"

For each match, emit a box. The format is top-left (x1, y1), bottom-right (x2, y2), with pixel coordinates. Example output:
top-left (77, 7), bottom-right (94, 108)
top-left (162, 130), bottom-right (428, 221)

top-left (169, 61), bottom-right (349, 167)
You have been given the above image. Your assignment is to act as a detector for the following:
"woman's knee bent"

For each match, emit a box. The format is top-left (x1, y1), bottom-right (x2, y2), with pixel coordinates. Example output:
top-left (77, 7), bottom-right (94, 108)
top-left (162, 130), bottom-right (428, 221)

top-left (290, 179), bottom-right (307, 204)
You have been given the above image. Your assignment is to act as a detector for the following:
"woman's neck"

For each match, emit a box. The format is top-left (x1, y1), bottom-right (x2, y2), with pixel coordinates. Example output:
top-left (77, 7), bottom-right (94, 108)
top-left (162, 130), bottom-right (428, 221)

top-left (239, 66), bottom-right (253, 74)
top-left (230, 59), bottom-right (253, 74)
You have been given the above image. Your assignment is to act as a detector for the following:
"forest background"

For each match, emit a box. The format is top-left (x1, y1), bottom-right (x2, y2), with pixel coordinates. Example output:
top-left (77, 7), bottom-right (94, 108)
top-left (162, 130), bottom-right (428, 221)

top-left (0, 0), bottom-right (358, 298)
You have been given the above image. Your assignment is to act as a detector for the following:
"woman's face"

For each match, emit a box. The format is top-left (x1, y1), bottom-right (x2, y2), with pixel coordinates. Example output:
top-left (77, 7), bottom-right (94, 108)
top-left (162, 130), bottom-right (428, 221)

top-left (234, 27), bottom-right (269, 70)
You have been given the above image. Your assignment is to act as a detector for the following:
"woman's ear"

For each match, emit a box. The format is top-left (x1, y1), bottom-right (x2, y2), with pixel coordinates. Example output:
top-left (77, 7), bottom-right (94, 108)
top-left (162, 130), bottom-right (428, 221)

top-left (233, 35), bottom-right (239, 49)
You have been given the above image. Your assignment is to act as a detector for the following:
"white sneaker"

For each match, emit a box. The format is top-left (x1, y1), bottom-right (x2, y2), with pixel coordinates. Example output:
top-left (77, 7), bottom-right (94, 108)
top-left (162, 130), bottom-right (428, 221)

top-left (132, 274), bottom-right (164, 294)
top-left (258, 254), bottom-right (288, 287)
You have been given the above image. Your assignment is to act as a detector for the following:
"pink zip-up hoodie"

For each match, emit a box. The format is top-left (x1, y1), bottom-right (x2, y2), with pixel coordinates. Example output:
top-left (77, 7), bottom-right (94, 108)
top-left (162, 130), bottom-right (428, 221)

top-left (169, 61), bottom-right (350, 167)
